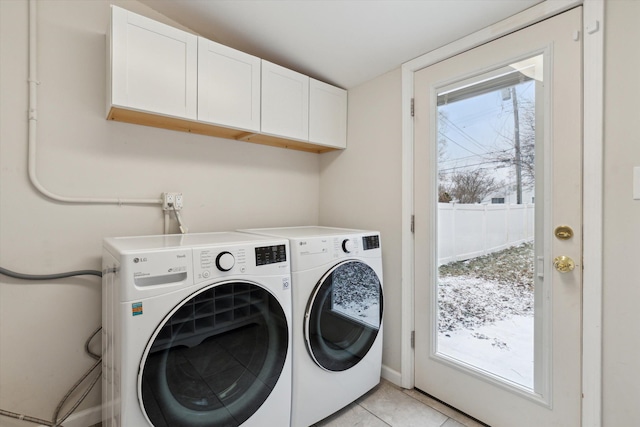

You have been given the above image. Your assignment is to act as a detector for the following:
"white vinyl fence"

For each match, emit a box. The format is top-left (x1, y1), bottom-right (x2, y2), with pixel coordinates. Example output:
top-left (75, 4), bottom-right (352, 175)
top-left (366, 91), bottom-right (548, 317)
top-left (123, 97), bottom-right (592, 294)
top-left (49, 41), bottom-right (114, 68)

top-left (438, 203), bottom-right (534, 265)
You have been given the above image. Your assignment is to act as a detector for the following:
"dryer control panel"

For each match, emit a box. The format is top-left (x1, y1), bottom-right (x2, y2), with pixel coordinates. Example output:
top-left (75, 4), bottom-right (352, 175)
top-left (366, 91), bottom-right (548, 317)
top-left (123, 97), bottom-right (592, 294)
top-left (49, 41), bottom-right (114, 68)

top-left (362, 234), bottom-right (380, 250)
top-left (290, 232), bottom-right (382, 271)
top-left (340, 235), bottom-right (379, 253)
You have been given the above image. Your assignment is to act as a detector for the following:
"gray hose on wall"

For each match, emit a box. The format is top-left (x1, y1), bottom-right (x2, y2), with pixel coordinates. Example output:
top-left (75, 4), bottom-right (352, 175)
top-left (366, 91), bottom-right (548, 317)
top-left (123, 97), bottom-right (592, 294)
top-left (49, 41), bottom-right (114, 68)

top-left (0, 266), bottom-right (102, 280)
top-left (0, 267), bottom-right (102, 426)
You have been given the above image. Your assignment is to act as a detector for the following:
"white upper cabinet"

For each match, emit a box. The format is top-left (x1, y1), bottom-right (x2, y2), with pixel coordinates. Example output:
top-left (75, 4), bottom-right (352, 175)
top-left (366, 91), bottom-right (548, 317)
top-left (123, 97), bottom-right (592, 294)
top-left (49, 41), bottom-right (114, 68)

top-left (309, 78), bottom-right (347, 149)
top-left (261, 60), bottom-right (310, 141)
top-left (107, 7), bottom-right (346, 153)
top-left (198, 38), bottom-right (261, 132)
top-left (108, 6), bottom-right (197, 120)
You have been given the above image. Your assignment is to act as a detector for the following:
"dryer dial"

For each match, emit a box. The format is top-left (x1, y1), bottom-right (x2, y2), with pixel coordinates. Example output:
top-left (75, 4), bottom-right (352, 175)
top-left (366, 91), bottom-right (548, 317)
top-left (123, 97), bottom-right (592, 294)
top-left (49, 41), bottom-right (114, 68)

top-left (216, 251), bottom-right (235, 271)
top-left (342, 239), bottom-right (355, 253)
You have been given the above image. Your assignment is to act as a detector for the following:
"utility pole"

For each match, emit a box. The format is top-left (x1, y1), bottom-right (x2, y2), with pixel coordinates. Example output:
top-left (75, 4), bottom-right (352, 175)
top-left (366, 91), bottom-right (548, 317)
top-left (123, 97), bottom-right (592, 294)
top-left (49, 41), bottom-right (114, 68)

top-left (511, 87), bottom-right (522, 204)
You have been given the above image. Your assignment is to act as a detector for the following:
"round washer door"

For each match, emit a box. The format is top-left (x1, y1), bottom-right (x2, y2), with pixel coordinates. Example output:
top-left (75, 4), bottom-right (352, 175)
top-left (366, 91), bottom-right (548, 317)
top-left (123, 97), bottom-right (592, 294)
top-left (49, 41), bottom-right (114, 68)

top-left (139, 281), bottom-right (289, 427)
top-left (305, 260), bottom-right (383, 372)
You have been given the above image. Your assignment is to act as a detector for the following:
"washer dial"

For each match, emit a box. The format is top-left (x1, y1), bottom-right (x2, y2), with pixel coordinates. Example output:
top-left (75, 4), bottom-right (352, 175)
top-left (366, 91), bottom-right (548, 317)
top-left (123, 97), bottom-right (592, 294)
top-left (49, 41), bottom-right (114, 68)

top-left (215, 251), bottom-right (235, 271)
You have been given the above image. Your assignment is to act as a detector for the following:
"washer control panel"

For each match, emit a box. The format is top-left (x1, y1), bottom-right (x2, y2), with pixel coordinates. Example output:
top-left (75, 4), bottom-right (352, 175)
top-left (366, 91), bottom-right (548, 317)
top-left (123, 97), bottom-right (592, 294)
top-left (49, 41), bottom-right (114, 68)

top-left (255, 244), bottom-right (287, 266)
top-left (194, 247), bottom-right (246, 282)
top-left (193, 243), bottom-right (289, 283)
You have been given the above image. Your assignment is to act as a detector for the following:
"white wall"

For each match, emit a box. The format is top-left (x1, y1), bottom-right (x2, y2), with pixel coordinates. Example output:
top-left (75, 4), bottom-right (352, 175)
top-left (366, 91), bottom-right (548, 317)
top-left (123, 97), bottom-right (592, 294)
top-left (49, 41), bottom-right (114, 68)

top-left (319, 68), bottom-right (403, 379)
top-left (602, 1), bottom-right (640, 425)
top-left (0, 1), bottom-right (319, 425)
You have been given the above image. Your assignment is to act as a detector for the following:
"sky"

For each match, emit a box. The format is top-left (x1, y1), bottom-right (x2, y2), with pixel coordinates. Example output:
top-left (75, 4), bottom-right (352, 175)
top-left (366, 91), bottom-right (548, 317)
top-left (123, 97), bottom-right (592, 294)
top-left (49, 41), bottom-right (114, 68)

top-left (437, 73), bottom-right (538, 203)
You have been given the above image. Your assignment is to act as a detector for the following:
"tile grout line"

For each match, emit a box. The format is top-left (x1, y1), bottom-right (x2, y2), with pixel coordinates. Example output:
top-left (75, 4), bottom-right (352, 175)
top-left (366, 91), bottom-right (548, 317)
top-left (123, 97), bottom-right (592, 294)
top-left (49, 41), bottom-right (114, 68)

top-left (400, 388), bottom-right (489, 427)
top-left (400, 389), bottom-right (455, 425)
top-left (354, 401), bottom-right (393, 427)
top-left (360, 381), bottom-right (455, 427)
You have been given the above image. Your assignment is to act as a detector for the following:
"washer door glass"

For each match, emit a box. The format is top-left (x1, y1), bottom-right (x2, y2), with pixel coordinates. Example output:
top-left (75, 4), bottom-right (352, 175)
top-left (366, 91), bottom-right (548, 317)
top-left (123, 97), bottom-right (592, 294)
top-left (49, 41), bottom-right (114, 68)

top-left (139, 281), bottom-right (289, 427)
top-left (305, 260), bottom-right (383, 372)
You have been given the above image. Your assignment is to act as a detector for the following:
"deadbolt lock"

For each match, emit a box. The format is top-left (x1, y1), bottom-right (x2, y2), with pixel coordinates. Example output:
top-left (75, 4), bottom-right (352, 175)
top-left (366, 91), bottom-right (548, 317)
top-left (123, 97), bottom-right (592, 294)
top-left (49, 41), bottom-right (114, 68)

top-left (554, 225), bottom-right (574, 240)
top-left (553, 255), bottom-right (576, 273)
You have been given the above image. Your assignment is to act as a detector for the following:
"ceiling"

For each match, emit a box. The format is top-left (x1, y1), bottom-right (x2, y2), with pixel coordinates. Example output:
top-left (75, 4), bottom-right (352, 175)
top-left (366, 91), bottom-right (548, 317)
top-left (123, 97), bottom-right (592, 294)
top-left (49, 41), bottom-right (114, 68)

top-left (139, 0), bottom-right (543, 90)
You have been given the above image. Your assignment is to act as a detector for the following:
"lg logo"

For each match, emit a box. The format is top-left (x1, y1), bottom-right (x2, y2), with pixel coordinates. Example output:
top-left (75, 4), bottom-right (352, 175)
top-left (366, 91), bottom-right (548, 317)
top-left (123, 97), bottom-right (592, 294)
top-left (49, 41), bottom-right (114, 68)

top-left (133, 257), bottom-right (148, 263)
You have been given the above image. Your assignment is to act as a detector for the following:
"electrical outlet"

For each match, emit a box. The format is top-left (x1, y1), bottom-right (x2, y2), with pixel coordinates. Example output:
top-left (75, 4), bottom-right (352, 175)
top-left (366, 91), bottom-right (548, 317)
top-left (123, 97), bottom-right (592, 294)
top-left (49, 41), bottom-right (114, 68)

top-left (162, 192), bottom-right (183, 211)
top-left (174, 193), bottom-right (184, 210)
top-left (162, 193), bottom-right (174, 210)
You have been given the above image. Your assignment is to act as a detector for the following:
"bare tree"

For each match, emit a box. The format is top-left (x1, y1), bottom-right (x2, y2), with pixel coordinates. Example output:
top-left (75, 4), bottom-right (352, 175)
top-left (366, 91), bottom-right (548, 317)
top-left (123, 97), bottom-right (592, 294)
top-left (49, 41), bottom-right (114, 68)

top-left (438, 183), bottom-right (453, 203)
top-left (449, 169), bottom-right (502, 204)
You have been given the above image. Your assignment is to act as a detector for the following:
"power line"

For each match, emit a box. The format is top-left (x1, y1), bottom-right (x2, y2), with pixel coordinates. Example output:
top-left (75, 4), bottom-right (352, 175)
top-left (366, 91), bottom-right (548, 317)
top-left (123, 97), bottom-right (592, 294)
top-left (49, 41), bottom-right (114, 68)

top-left (438, 132), bottom-right (484, 157)
top-left (440, 114), bottom-right (488, 152)
top-left (439, 148), bottom-right (512, 165)
top-left (443, 105), bottom-right (504, 126)
top-left (438, 159), bottom-right (507, 173)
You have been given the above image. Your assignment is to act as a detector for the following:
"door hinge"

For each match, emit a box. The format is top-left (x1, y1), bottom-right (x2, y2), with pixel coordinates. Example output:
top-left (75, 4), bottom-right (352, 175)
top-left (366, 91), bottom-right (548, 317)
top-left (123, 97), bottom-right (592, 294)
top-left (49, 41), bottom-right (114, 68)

top-left (411, 330), bottom-right (415, 349)
top-left (411, 98), bottom-right (415, 117)
top-left (410, 215), bottom-right (415, 233)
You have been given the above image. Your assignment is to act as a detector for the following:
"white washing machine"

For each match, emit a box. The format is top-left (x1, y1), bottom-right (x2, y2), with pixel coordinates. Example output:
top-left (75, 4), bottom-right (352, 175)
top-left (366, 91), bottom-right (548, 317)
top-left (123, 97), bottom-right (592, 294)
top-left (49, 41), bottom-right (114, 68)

top-left (238, 226), bottom-right (383, 427)
top-left (101, 232), bottom-right (292, 427)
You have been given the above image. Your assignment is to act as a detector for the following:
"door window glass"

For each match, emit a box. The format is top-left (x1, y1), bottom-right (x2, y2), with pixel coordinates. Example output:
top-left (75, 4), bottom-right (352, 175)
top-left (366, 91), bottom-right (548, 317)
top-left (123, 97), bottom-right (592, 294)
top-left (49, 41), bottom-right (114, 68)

top-left (435, 55), bottom-right (542, 389)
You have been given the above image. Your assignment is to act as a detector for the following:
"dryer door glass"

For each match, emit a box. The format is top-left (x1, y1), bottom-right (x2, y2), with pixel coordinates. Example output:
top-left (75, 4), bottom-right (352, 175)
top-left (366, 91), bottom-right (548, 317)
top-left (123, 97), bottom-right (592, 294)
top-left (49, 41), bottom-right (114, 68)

top-left (139, 281), bottom-right (289, 427)
top-left (305, 260), bottom-right (383, 371)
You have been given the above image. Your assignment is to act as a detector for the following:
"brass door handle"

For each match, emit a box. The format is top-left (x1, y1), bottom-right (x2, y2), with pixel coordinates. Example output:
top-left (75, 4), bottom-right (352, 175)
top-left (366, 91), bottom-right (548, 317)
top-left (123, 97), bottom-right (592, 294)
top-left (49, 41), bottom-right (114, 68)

top-left (553, 255), bottom-right (575, 273)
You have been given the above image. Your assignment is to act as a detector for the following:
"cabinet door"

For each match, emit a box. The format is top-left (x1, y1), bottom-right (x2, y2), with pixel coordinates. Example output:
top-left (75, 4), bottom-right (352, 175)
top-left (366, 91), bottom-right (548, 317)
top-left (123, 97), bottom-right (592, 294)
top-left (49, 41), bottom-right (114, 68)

top-left (109, 6), bottom-right (197, 120)
top-left (198, 38), bottom-right (261, 132)
top-left (309, 79), bottom-right (347, 149)
top-left (261, 60), bottom-right (309, 141)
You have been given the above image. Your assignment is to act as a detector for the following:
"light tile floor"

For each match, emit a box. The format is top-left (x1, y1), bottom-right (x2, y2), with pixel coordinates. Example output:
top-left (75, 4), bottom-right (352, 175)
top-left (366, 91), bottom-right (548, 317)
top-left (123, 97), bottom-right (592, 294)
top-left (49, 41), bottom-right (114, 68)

top-left (91, 379), bottom-right (487, 427)
top-left (313, 379), bottom-right (488, 427)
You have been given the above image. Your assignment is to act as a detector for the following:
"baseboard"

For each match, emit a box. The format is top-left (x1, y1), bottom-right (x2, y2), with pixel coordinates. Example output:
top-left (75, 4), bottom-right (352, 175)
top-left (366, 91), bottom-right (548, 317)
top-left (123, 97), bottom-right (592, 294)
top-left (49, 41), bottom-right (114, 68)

top-left (381, 363), bottom-right (402, 387)
top-left (39, 405), bottom-right (101, 427)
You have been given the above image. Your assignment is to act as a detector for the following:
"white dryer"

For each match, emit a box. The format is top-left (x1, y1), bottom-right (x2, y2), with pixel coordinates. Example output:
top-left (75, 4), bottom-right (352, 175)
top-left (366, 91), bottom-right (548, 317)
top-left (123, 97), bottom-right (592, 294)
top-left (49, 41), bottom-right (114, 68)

top-left (101, 232), bottom-right (292, 427)
top-left (239, 226), bottom-right (383, 427)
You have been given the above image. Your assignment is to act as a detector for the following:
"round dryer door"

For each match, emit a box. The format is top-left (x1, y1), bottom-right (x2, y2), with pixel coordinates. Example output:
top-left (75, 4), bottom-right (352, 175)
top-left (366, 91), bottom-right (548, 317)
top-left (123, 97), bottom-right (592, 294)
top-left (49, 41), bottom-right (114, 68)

top-left (138, 281), bottom-right (289, 427)
top-left (305, 260), bottom-right (383, 372)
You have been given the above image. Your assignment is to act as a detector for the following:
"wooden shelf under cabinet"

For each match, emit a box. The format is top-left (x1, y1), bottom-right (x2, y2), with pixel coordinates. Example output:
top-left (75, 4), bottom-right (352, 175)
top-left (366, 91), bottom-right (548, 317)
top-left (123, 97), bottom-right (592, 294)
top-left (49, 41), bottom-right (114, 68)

top-left (108, 107), bottom-right (340, 154)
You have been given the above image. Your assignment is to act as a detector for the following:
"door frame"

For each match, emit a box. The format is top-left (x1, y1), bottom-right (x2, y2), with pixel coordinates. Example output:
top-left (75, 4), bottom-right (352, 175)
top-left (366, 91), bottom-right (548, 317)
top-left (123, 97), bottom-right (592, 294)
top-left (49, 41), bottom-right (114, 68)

top-left (399, 1), bottom-right (604, 426)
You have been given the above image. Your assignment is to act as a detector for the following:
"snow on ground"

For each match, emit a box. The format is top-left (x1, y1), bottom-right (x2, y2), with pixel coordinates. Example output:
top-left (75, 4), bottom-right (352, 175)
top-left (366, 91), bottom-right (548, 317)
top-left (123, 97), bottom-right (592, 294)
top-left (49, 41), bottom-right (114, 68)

top-left (331, 262), bottom-right (381, 328)
top-left (438, 275), bottom-right (532, 333)
top-left (436, 242), bottom-right (535, 389)
top-left (438, 314), bottom-right (534, 388)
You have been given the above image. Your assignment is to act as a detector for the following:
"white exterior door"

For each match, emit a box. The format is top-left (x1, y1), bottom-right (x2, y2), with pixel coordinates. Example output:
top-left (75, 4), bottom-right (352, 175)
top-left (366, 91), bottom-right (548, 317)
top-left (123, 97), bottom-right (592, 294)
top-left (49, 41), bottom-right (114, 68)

top-left (414, 8), bottom-right (582, 427)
